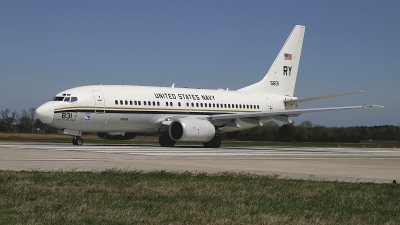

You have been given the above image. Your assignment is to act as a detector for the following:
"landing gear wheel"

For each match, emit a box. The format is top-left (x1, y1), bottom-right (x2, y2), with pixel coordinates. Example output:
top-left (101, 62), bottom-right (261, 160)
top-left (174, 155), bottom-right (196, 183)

top-left (203, 136), bottom-right (221, 148)
top-left (72, 137), bottom-right (83, 146)
top-left (159, 134), bottom-right (176, 147)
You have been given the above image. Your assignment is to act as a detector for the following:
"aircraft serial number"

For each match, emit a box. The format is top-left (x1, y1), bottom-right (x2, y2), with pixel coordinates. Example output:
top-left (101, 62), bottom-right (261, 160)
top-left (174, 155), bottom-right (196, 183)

top-left (270, 81), bottom-right (279, 86)
top-left (62, 113), bottom-right (72, 119)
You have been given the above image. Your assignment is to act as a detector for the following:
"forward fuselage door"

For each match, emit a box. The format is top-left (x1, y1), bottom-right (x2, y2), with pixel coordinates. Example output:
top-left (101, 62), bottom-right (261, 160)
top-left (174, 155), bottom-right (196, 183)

top-left (184, 100), bottom-right (191, 113)
top-left (266, 98), bottom-right (273, 111)
top-left (92, 90), bottom-right (105, 113)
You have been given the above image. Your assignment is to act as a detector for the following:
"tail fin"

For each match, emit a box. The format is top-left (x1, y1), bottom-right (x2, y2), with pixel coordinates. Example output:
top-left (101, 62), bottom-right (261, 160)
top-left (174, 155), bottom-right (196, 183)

top-left (238, 25), bottom-right (305, 96)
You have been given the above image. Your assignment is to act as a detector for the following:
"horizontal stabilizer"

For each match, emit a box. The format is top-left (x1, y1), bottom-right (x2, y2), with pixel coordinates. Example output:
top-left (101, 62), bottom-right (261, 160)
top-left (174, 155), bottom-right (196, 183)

top-left (209, 105), bottom-right (383, 121)
top-left (285, 91), bottom-right (364, 103)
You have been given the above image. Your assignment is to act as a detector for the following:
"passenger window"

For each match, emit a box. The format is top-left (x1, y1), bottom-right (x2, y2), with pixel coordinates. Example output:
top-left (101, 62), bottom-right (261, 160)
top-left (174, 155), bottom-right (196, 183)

top-left (115, 100), bottom-right (118, 105)
top-left (157, 102), bottom-right (160, 106)
top-left (200, 103), bottom-right (203, 107)
top-left (148, 101), bottom-right (151, 106)
top-left (120, 100), bottom-right (123, 105)
top-left (153, 101), bottom-right (155, 106)
top-left (130, 101), bottom-right (133, 105)
top-left (196, 103), bottom-right (199, 107)
top-left (186, 102), bottom-right (189, 107)
top-left (144, 101), bottom-right (147, 106)
top-left (64, 97), bottom-right (70, 102)
top-left (138, 101), bottom-right (141, 106)
top-left (125, 100), bottom-right (128, 105)
top-left (178, 102), bottom-right (181, 107)
top-left (170, 102), bottom-right (173, 106)
top-left (166, 102), bottom-right (169, 106)
top-left (134, 101), bottom-right (137, 105)
top-left (71, 97), bottom-right (78, 102)
top-left (213, 103), bottom-right (215, 107)
top-left (191, 103), bottom-right (194, 107)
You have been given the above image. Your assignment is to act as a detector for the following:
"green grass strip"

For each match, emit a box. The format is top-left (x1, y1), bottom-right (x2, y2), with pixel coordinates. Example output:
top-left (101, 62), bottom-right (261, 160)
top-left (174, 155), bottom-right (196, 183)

top-left (0, 170), bottom-right (399, 224)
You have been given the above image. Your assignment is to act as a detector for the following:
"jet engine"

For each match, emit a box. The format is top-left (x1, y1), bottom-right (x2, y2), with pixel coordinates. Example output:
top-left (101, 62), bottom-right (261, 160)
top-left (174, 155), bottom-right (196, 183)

top-left (169, 118), bottom-right (215, 142)
top-left (95, 132), bottom-right (137, 140)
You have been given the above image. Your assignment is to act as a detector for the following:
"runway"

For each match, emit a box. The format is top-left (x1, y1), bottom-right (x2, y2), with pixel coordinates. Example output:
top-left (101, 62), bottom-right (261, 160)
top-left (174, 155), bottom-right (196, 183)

top-left (1, 143), bottom-right (399, 183)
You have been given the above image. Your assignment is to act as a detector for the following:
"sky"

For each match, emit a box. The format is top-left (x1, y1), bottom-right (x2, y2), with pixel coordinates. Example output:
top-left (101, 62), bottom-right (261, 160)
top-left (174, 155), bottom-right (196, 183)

top-left (1, 0), bottom-right (399, 127)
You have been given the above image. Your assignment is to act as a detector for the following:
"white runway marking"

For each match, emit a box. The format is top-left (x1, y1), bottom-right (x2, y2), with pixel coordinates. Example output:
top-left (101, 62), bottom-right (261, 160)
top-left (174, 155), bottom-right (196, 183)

top-left (1, 144), bottom-right (399, 157)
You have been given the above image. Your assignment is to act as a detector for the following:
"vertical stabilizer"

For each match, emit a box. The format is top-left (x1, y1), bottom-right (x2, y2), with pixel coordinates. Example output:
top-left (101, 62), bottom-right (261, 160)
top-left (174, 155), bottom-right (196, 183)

top-left (238, 25), bottom-right (305, 96)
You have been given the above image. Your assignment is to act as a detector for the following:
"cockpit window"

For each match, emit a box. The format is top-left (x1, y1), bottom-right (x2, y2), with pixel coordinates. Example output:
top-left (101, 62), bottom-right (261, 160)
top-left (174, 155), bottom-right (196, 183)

top-left (52, 96), bottom-right (64, 101)
top-left (64, 97), bottom-right (70, 102)
top-left (71, 97), bottom-right (78, 102)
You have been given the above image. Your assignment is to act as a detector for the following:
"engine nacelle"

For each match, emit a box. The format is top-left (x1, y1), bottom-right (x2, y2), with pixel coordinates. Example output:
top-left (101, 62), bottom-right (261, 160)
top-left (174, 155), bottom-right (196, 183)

top-left (95, 132), bottom-right (137, 140)
top-left (169, 118), bottom-right (215, 142)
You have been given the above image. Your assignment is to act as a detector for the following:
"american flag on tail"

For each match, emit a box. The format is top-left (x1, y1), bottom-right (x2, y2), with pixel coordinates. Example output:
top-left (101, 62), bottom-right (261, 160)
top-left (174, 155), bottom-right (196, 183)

top-left (284, 53), bottom-right (292, 60)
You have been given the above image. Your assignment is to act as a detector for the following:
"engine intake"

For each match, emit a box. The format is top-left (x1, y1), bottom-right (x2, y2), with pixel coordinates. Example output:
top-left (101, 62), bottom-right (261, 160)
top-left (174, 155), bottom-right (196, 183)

top-left (169, 118), bottom-right (215, 142)
top-left (95, 132), bottom-right (137, 140)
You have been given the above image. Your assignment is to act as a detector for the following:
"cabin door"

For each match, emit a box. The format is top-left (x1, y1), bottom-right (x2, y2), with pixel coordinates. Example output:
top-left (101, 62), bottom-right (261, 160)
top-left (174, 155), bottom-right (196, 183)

top-left (184, 100), bottom-right (191, 112)
top-left (92, 90), bottom-right (105, 113)
top-left (266, 98), bottom-right (273, 111)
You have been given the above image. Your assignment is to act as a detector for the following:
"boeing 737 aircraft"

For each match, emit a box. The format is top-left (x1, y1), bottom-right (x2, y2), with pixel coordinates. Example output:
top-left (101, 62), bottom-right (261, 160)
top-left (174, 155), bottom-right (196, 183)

top-left (35, 25), bottom-right (382, 148)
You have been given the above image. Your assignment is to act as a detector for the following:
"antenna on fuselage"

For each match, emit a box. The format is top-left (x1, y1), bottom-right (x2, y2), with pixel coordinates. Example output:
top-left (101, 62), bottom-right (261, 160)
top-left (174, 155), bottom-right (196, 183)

top-left (171, 83), bottom-right (175, 88)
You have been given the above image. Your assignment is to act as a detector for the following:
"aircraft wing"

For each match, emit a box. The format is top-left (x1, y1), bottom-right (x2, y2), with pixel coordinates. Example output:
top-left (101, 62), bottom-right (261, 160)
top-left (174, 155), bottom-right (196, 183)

top-left (208, 105), bottom-right (383, 121)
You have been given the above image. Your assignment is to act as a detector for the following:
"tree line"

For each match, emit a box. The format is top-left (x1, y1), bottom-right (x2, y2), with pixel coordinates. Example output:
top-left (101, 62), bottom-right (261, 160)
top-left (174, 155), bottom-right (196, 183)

top-left (0, 108), bottom-right (57, 134)
top-left (221, 121), bottom-right (400, 143)
top-left (1, 108), bottom-right (399, 143)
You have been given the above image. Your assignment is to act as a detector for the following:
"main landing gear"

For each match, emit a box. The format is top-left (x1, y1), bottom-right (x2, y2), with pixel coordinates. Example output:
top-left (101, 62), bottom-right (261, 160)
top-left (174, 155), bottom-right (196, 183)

top-left (72, 136), bottom-right (83, 145)
top-left (159, 134), bottom-right (176, 147)
top-left (203, 136), bottom-right (221, 148)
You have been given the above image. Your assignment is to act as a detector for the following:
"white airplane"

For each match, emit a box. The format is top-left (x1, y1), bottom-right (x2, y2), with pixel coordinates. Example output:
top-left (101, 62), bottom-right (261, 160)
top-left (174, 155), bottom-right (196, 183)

top-left (35, 25), bottom-right (382, 148)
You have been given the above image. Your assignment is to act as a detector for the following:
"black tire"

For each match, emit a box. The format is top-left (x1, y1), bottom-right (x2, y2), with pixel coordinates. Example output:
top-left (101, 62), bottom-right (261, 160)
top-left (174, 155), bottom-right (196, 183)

top-left (76, 137), bottom-right (83, 145)
top-left (203, 136), bottom-right (221, 148)
top-left (72, 137), bottom-right (83, 146)
top-left (159, 134), bottom-right (176, 147)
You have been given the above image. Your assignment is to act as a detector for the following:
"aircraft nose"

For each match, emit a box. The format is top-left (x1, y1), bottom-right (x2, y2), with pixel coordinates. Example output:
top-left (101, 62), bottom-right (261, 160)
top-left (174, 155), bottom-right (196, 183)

top-left (36, 102), bottom-right (54, 124)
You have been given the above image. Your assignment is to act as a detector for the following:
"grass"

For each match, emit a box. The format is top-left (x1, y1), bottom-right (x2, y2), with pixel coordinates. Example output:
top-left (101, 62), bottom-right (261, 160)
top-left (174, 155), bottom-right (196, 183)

top-left (1, 170), bottom-right (399, 224)
top-left (1, 134), bottom-right (400, 223)
top-left (0, 132), bottom-right (399, 148)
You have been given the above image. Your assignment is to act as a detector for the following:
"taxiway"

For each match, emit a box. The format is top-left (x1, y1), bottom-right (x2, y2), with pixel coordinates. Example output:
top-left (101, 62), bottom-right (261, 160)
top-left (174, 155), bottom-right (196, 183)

top-left (1, 143), bottom-right (399, 183)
